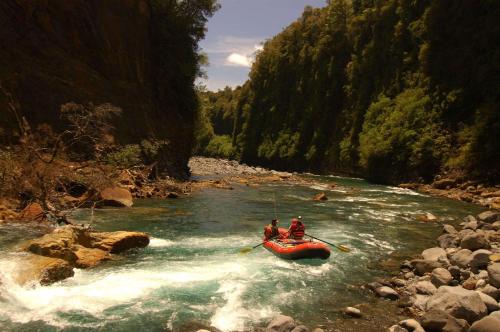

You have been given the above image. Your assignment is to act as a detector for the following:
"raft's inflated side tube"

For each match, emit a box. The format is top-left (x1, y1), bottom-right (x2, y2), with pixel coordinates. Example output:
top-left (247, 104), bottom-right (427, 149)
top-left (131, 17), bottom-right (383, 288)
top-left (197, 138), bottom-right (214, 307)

top-left (263, 228), bottom-right (330, 260)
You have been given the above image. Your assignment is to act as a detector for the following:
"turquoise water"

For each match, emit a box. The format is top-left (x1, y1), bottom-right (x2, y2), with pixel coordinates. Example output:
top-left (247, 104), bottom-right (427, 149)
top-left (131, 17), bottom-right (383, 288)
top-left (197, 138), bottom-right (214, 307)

top-left (0, 175), bottom-right (484, 331)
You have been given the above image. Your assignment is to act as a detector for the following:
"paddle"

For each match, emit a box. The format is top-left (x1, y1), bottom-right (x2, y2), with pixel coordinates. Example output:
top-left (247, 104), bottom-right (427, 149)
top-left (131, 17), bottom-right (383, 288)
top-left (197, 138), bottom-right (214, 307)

top-left (239, 234), bottom-right (280, 254)
top-left (305, 233), bottom-right (351, 252)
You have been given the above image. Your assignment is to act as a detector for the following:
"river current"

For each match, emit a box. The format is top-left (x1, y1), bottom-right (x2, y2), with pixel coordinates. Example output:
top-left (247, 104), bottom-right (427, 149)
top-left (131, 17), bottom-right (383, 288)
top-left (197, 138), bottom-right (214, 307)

top-left (0, 175), bottom-right (483, 331)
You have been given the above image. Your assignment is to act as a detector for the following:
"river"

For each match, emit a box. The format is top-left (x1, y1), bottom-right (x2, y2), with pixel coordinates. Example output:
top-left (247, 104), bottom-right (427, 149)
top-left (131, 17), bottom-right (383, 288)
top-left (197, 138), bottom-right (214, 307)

top-left (0, 174), bottom-right (484, 331)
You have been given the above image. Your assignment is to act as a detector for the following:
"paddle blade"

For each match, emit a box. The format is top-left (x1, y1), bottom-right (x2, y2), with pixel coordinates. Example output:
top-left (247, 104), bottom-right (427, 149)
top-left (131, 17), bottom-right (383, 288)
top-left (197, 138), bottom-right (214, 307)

top-left (239, 247), bottom-right (252, 254)
top-left (336, 244), bottom-right (351, 252)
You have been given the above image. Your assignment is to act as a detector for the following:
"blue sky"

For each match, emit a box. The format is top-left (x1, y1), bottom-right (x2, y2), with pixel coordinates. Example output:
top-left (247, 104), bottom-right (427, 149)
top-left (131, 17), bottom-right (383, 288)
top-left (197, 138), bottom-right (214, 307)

top-left (198, 0), bottom-right (327, 91)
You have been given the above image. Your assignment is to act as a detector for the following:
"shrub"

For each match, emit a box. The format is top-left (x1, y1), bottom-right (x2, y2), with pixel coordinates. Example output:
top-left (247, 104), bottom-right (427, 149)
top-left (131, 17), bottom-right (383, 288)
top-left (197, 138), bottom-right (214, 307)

top-left (205, 135), bottom-right (235, 158)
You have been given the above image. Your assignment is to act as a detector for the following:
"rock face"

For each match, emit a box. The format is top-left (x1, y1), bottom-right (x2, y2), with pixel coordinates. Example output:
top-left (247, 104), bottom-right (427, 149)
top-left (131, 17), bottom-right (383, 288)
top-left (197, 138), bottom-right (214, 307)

top-left (100, 187), bottom-right (134, 207)
top-left (0, 0), bottom-right (194, 178)
top-left (14, 254), bottom-right (74, 285)
top-left (426, 286), bottom-right (488, 323)
top-left (21, 225), bottom-right (149, 284)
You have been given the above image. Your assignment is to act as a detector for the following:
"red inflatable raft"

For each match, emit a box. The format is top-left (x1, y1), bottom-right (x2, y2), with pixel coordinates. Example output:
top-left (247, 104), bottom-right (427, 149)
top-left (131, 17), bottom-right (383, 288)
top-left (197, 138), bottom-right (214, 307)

top-left (263, 228), bottom-right (330, 260)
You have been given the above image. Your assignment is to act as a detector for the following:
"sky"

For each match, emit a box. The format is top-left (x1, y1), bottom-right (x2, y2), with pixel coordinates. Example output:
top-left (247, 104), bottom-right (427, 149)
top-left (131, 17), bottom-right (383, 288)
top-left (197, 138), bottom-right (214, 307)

top-left (198, 0), bottom-right (327, 91)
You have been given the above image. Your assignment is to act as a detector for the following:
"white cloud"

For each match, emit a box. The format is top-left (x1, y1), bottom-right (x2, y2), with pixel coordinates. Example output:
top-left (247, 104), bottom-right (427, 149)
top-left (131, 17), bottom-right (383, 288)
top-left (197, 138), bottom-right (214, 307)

top-left (226, 53), bottom-right (251, 67)
top-left (202, 35), bottom-right (264, 68)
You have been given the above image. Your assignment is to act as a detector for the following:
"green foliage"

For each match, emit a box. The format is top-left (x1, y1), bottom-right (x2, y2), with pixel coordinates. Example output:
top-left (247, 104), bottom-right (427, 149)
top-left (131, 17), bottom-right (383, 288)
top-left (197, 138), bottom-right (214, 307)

top-left (359, 89), bottom-right (449, 182)
top-left (205, 135), bottom-right (235, 158)
top-left (218, 0), bottom-right (500, 183)
top-left (104, 145), bottom-right (142, 168)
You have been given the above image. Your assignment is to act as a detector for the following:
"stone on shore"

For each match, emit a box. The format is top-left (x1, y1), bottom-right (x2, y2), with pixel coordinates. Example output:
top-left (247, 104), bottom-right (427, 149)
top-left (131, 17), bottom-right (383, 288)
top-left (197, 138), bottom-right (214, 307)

top-left (422, 247), bottom-right (447, 262)
top-left (399, 319), bottom-right (424, 332)
top-left (14, 254), bottom-right (74, 285)
top-left (468, 312), bottom-right (500, 332)
top-left (476, 291), bottom-right (499, 313)
top-left (468, 250), bottom-right (493, 272)
top-left (415, 280), bottom-right (437, 295)
top-left (437, 234), bottom-right (459, 248)
top-left (375, 286), bottom-right (399, 300)
top-left (417, 213), bottom-right (438, 222)
top-left (313, 193), bottom-right (328, 201)
top-left (267, 315), bottom-right (296, 332)
top-left (460, 233), bottom-right (490, 251)
top-left (291, 325), bottom-right (309, 332)
top-left (411, 259), bottom-right (443, 276)
top-left (487, 263), bottom-right (500, 288)
top-left (443, 224), bottom-right (458, 235)
top-left (426, 286), bottom-right (488, 323)
top-left (344, 307), bottom-right (362, 317)
top-left (99, 187), bottom-right (133, 207)
top-left (478, 285), bottom-right (500, 301)
top-left (420, 309), bottom-right (470, 332)
top-left (388, 325), bottom-right (408, 332)
top-left (449, 249), bottom-right (472, 268)
top-left (477, 211), bottom-right (500, 223)
top-left (431, 268), bottom-right (453, 287)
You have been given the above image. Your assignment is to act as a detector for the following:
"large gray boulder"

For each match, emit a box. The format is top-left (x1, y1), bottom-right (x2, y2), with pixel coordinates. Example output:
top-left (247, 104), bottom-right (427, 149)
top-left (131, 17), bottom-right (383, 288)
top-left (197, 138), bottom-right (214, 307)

top-left (426, 286), bottom-right (488, 323)
top-left (420, 309), bottom-right (470, 332)
top-left (431, 268), bottom-right (453, 287)
top-left (468, 312), bottom-right (500, 332)
top-left (422, 247), bottom-right (448, 262)
top-left (468, 250), bottom-right (493, 272)
top-left (487, 263), bottom-right (500, 288)
top-left (460, 233), bottom-right (490, 251)
top-left (267, 315), bottom-right (296, 332)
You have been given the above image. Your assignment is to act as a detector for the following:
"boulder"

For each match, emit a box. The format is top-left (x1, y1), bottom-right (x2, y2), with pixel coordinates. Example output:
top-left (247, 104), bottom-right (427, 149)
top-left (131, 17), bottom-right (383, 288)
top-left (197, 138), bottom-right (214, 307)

top-left (411, 259), bottom-right (443, 276)
top-left (375, 286), bottom-right (399, 300)
top-left (431, 268), bottom-right (453, 287)
top-left (92, 231), bottom-right (149, 253)
top-left (291, 326), bottom-right (309, 332)
top-left (491, 222), bottom-right (500, 232)
top-left (460, 233), bottom-right (490, 251)
top-left (267, 315), bottom-right (296, 332)
top-left (17, 202), bottom-right (46, 222)
top-left (438, 234), bottom-right (459, 248)
top-left (344, 307), bottom-right (362, 317)
top-left (477, 211), bottom-right (499, 223)
top-left (426, 286), bottom-right (488, 323)
top-left (13, 253), bottom-right (74, 285)
top-left (73, 246), bottom-right (111, 268)
top-left (479, 285), bottom-right (500, 301)
top-left (399, 319), bottom-right (424, 332)
top-left (99, 187), bottom-right (133, 207)
top-left (413, 294), bottom-right (430, 311)
top-left (476, 291), bottom-right (499, 313)
top-left (313, 193), bottom-right (328, 201)
top-left (487, 263), bottom-right (500, 288)
top-left (422, 247), bottom-right (448, 262)
top-left (415, 280), bottom-right (437, 295)
top-left (468, 313), bottom-right (500, 332)
top-left (462, 277), bottom-right (478, 290)
top-left (468, 250), bottom-right (493, 272)
top-left (449, 249), bottom-right (473, 268)
top-left (443, 224), bottom-right (458, 235)
top-left (420, 309), bottom-right (470, 332)
top-left (417, 213), bottom-right (438, 222)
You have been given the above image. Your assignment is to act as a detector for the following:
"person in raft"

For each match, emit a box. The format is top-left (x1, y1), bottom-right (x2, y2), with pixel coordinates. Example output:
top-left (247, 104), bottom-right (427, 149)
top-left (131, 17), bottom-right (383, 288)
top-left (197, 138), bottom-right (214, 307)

top-left (287, 216), bottom-right (305, 240)
top-left (264, 219), bottom-right (280, 240)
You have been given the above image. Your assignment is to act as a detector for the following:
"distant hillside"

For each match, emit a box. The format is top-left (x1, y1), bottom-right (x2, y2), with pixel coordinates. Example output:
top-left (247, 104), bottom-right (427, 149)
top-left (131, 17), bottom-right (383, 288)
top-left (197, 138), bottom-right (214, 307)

top-left (200, 0), bottom-right (500, 184)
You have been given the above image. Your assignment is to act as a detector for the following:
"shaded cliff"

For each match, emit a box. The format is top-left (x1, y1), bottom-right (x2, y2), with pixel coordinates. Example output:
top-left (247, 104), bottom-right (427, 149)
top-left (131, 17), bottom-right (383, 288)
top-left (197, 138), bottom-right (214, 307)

top-left (0, 0), bottom-right (217, 177)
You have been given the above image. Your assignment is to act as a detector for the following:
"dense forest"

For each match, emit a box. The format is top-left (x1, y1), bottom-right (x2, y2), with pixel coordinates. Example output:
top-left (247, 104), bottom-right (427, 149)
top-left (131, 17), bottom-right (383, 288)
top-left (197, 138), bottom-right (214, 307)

top-left (197, 0), bottom-right (500, 185)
